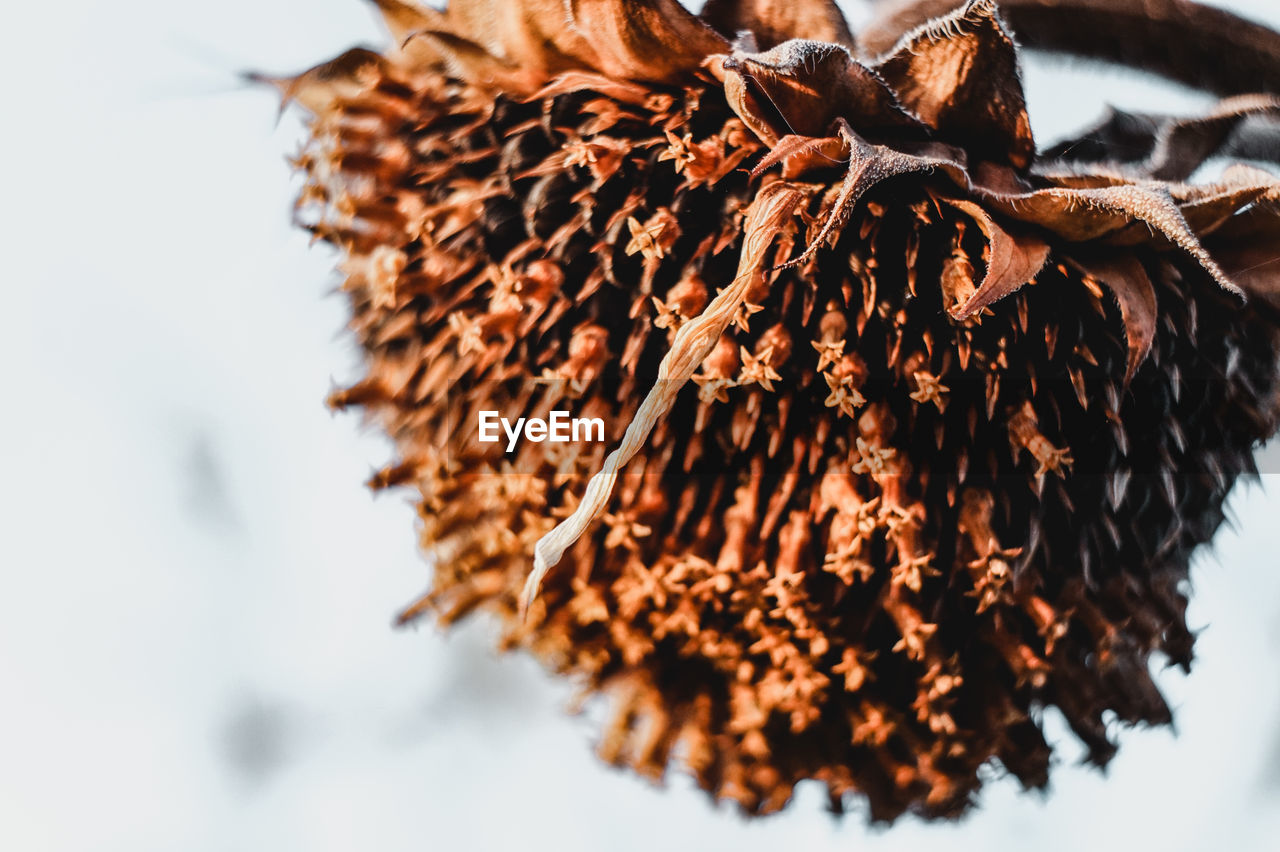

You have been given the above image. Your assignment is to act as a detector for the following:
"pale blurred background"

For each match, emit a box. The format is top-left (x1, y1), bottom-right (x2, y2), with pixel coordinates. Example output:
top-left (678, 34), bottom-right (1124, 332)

top-left (1, 1), bottom-right (1277, 850)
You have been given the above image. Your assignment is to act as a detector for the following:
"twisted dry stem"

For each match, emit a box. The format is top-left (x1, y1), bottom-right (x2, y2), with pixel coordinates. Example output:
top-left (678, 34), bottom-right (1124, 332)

top-left (524, 182), bottom-right (805, 614)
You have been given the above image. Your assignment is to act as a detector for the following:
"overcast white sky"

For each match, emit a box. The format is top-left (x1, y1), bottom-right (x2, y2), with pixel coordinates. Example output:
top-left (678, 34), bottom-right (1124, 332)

top-left (1, 2), bottom-right (1277, 850)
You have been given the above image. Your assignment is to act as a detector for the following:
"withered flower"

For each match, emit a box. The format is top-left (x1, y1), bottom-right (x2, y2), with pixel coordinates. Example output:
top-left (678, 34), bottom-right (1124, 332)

top-left (272, 0), bottom-right (1280, 822)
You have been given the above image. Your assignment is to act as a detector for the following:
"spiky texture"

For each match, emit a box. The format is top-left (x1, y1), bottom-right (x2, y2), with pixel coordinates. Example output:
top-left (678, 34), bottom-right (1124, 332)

top-left (274, 0), bottom-right (1280, 822)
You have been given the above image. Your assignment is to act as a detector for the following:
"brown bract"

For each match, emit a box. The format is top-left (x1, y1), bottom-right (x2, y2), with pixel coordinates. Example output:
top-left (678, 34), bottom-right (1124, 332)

top-left (274, 0), bottom-right (1280, 822)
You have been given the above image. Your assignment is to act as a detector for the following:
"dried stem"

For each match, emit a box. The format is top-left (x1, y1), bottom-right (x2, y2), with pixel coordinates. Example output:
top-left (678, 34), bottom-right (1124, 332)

top-left (523, 183), bottom-right (804, 615)
top-left (863, 0), bottom-right (1280, 96)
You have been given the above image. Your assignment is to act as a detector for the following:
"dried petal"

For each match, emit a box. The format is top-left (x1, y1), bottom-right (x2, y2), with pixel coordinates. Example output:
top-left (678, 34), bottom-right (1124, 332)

top-left (567, 0), bottom-right (730, 83)
top-left (718, 39), bottom-right (920, 145)
top-left (1067, 253), bottom-right (1158, 382)
top-left (408, 29), bottom-right (533, 90)
top-left (875, 0), bottom-right (1035, 169)
top-left (701, 0), bottom-right (856, 50)
top-left (368, 0), bottom-right (450, 65)
top-left (939, 196), bottom-right (1050, 319)
top-left (1205, 203), bottom-right (1280, 309)
top-left (250, 48), bottom-right (388, 114)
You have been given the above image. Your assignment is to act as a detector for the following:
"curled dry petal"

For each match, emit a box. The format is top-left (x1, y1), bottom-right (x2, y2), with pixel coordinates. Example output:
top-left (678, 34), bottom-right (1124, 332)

top-left (938, 196), bottom-right (1050, 320)
top-left (749, 132), bottom-right (851, 180)
top-left (566, 0), bottom-right (730, 83)
top-left (367, 0), bottom-right (449, 64)
top-left (453, 0), bottom-right (610, 78)
top-left (369, 0), bottom-right (440, 38)
top-left (701, 0), bottom-right (857, 51)
top-left (874, 0), bottom-right (1035, 169)
top-left (783, 122), bottom-right (936, 269)
top-left (1066, 254), bottom-right (1159, 383)
top-left (1205, 203), bottom-right (1280, 309)
top-left (376, 0), bottom-right (731, 89)
top-left (527, 70), bottom-right (657, 106)
top-left (408, 29), bottom-right (532, 90)
top-left (248, 47), bottom-right (388, 114)
top-left (718, 40), bottom-right (921, 146)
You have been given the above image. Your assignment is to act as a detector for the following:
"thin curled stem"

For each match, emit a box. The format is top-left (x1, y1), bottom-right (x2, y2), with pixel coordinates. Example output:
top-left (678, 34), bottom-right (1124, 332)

top-left (522, 182), bottom-right (805, 616)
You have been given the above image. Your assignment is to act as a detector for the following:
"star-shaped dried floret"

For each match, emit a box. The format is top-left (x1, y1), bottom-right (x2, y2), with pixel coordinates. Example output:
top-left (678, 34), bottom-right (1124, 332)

top-left (651, 296), bottom-right (683, 331)
top-left (812, 336), bottom-right (846, 372)
top-left (692, 372), bottom-right (737, 404)
top-left (447, 310), bottom-right (485, 356)
top-left (737, 345), bottom-right (782, 391)
top-left (852, 437), bottom-right (896, 476)
top-left (658, 129), bottom-right (696, 173)
top-left (892, 552), bottom-right (939, 593)
top-left (732, 299), bottom-right (764, 332)
top-left (823, 373), bottom-right (866, 418)
top-left (603, 511), bottom-right (653, 551)
top-left (625, 214), bottom-right (671, 260)
top-left (909, 370), bottom-right (950, 410)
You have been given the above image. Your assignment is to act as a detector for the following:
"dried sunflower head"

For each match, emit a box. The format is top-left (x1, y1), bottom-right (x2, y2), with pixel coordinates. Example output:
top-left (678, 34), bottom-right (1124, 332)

top-left (272, 0), bottom-right (1280, 822)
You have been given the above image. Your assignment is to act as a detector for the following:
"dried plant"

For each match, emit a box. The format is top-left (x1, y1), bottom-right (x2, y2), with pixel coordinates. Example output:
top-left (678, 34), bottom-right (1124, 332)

top-left (268, 0), bottom-right (1280, 821)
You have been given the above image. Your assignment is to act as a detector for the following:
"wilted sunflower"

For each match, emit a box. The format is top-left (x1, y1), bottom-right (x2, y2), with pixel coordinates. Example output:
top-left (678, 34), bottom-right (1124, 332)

top-left (268, 0), bottom-right (1280, 822)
